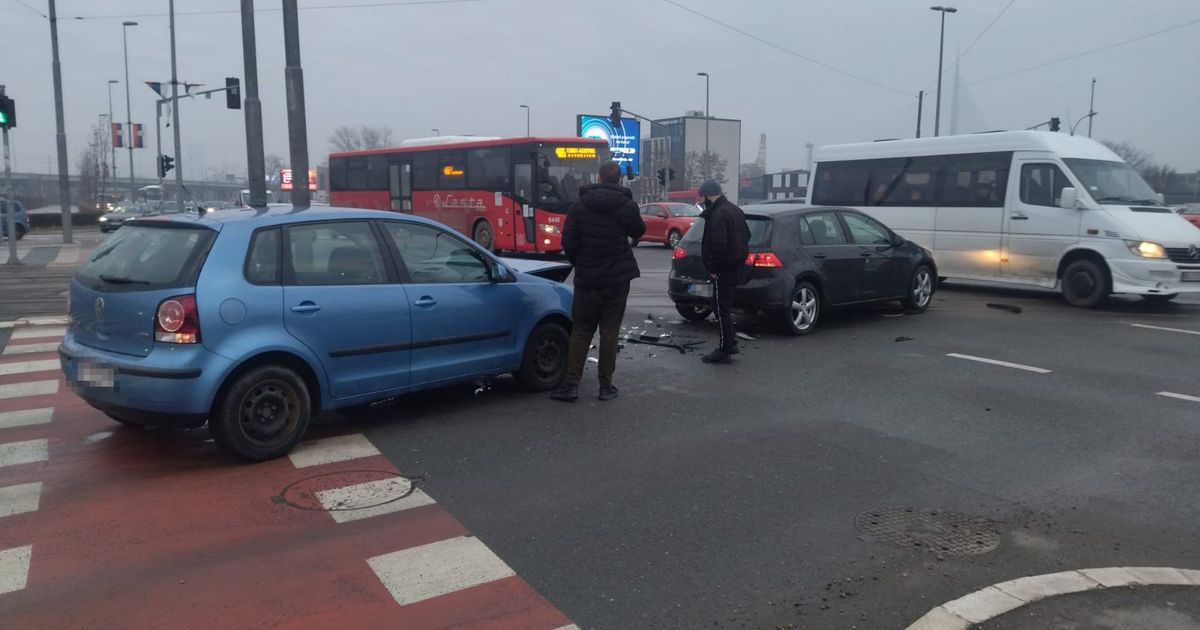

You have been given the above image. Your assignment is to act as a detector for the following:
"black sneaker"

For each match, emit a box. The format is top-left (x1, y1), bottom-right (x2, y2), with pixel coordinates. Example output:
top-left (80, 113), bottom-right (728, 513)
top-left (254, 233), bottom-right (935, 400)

top-left (701, 349), bottom-right (733, 364)
top-left (598, 384), bottom-right (619, 401)
top-left (550, 383), bottom-right (579, 402)
top-left (726, 345), bottom-right (741, 355)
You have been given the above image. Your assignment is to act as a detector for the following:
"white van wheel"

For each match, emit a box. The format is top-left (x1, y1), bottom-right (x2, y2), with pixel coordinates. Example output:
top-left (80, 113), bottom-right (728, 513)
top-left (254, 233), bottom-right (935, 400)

top-left (1061, 259), bottom-right (1109, 308)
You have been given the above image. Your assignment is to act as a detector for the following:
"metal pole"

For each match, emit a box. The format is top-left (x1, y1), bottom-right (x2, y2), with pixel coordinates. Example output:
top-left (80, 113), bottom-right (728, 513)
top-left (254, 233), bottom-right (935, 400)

top-left (3, 86), bottom-right (20, 264)
top-left (805, 142), bottom-right (814, 173)
top-left (1087, 77), bottom-right (1096, 138)
top-left (704, 74), bottom-right (710, 176)
top-left (156, 100), bottom-right (164, 190)
top-left (282, 0), bottom-right (311, 207)
top-left (169, 0), bottom-right (185, 213)
top-left (934, 10), bottom-right (946, 137)
top-left (916, 90), bottom-right (924, 138)
top-left (122, 22), bottom-right (137, 204)
top-left (48, 0), bottom-right (73, 243)
top-left (241, 0), bottom-right (267, 209)
top-left (525, 106), bottom-right (530, 136)
top-left (108, 81), bottom-right (118, 182)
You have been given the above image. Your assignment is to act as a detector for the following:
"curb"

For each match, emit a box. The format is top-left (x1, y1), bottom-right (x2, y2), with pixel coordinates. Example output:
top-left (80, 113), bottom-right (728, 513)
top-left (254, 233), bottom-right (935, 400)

top-left (907, 567), bottom-right (1200, 629)
top-left (0, 316), bottom-right (70, 330)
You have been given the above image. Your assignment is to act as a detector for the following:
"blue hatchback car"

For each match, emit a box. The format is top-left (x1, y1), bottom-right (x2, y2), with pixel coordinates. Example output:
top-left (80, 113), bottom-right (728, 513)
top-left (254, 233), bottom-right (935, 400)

top-left (59, 206), bottom-right (574, 460)
top-left (1, 198), bottom-right (29, 240)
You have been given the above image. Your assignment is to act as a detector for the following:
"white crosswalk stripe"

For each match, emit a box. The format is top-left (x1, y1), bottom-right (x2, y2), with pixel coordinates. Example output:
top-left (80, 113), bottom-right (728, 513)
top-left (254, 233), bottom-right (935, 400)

top-left (10, 326), bottom-right (66, 340)
top-left (0, 380), bottom-right (59, 401)
top-left (0, 408), bottom-right (54, 430)
top-left (0, 545), bottom-right (33, 595)
top-left (2, 342), bottom-right (60, 357)
top-left (288, 433), bottom-right (381, 468)
top-left (0, 482), bottom-right (43, 519)
top-left (0, 359), bottom-right (60, 377)
top-left (316, 478), bottom-right (436, 524)
top-left (0, 439), bottom-right (49, 468)
top-left (368, 536), bottom-right (517, 607)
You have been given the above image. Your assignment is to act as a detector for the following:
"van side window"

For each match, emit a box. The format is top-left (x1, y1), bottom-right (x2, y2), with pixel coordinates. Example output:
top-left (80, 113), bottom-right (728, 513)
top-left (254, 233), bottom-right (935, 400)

top-left (1020, 163), bottom-right (1070, 207)
top-left (939, 153), bottom-right (1011, 207)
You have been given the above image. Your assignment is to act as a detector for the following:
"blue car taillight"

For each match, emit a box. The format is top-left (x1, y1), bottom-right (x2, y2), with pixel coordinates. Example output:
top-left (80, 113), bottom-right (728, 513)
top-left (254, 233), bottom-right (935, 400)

top-left (155, 295), bottom-right (200, 344)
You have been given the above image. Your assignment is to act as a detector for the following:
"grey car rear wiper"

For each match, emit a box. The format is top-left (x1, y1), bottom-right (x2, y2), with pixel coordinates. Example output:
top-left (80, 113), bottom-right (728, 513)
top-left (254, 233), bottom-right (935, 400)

top-left (98, 274), bottom-right (151, 285)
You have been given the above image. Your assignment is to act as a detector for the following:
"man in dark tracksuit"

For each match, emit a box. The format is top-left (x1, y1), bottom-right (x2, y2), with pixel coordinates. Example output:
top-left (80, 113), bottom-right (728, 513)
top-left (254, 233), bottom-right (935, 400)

top-left (698, 179), bottom-right (750, 364)
top-left (552, 162), bottom-right (646, 401)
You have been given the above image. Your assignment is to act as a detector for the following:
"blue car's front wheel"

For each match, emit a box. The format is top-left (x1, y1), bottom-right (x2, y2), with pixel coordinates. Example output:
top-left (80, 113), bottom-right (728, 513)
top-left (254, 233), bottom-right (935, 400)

top-left (210, 365), bottom-right (312, 461)
top-left (517, 322), bottom-right (569, 392)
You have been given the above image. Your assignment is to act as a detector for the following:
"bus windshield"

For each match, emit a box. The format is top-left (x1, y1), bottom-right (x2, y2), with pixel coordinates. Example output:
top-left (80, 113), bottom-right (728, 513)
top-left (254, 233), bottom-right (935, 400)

top-left (1063, 158), bottom-right (1160, 205)
top-left (535, 144), bottom-right (606, 205)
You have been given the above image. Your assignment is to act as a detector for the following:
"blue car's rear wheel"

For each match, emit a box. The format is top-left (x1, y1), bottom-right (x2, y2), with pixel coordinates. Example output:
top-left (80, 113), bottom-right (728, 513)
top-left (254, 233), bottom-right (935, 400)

top-left (210, 365), bottom-right (311, 461)
top-left (517, 322), bottom-right (569, 392)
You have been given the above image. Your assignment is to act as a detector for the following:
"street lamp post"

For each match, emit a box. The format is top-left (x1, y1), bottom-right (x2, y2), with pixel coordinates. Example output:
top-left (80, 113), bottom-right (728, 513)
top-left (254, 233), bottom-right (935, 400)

top-left (122, 21), bottom-right (138, 201)
top-left (107, 80), bottom-right (118, 182)
top-left (519, 104), bottom-right (530, 137)
top-left (697, 72), bottom-right (710, 176)
top-left (930, 6), bottom-right (956, 137)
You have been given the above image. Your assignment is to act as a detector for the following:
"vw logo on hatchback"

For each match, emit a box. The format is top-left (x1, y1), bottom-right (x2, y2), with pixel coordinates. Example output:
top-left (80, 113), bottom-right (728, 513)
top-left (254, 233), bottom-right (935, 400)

top-left (94, 297), bottom-right (105, 318)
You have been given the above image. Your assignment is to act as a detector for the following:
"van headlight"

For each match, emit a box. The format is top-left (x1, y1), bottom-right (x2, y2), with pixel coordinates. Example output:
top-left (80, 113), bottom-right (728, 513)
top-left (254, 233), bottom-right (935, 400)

top-left (1126, 241), bottom-right (1166, 259)
top-left (98, 216), bottom-right (108, 222)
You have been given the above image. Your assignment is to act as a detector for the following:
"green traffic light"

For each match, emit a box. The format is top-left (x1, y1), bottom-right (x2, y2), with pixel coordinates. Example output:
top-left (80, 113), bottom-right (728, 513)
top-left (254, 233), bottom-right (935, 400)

top-left (0, 110), bottom-right (7, 126)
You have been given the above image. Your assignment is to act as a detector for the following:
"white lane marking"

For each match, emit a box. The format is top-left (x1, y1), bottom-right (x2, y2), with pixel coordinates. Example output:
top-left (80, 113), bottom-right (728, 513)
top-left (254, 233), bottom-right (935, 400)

top-left (946, 353), bottom-right (1052, 374)
top-left (0, 545), bottom-right (33, 595)
top-left (1, 342), bottom-right (60, 357)
top-left (0, 408), bottom-right (54, 430)
top-left (0, 380), bottom-right (59, 401)
top-left (368, 536), bottom-right (517, 607)
top-left (0, 439), bottom-right (49, 468)
top-left (10, 326), bottom-right (66, 340)
top-left (1130, 323), bottom-right (1200, 336)
top-left (316, 477), bottom-right (436, 524)
top-left (288, 433), bottom-right (381, 469)
top-left (48, 247), bottom-right (80, 267)
top-left (0, 359), bottom-right (60, 377)
top-left (1158, 391), bottom-right (1200, 404)
top-left (553, 626), bottom-right (583, 630)
top-left (0, 482), bottom-right (43, 519)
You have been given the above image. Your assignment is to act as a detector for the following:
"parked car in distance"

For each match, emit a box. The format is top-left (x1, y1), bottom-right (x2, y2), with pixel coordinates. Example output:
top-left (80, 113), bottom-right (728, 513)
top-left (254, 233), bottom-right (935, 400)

top-left (669, 204), bottom-right (937, 335)
top-left (0, 198), bottom-right (29, 241)
top-left (60, 206), bottom-right (575, 461)
top-left (1180, 204), bottom-right (1200, 229)
top-left (637, 202), bottom-right (702, 248)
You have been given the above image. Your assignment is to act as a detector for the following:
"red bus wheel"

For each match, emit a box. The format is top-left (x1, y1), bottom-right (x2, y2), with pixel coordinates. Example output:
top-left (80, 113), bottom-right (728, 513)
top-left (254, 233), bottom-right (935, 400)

top-left (474, 221), bottom-right (497, 253)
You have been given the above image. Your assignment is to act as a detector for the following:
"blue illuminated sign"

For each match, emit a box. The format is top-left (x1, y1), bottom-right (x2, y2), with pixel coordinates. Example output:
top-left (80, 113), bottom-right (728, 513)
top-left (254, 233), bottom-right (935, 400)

top-left (577, 114), bottom-right (641, 175)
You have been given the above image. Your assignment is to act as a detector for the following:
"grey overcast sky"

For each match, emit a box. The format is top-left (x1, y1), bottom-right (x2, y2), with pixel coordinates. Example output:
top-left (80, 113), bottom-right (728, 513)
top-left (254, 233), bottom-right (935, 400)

top-left (2, 0), bottom-right (1198, 180)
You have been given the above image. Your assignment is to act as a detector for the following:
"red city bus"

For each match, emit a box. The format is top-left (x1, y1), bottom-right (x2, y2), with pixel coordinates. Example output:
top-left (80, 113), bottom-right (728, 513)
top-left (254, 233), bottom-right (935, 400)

top-left (329, 136), bottom-right (612, 254)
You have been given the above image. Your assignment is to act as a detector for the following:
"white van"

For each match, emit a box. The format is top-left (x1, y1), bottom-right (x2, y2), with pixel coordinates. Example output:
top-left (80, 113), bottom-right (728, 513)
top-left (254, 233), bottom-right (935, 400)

top-left (808, 131), bottom-right (1200, 307)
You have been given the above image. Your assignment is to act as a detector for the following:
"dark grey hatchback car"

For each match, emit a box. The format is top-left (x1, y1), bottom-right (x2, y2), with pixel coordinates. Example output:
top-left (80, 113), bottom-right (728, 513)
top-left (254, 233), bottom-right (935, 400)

top-left (669, 204), bottom-right (937, 334)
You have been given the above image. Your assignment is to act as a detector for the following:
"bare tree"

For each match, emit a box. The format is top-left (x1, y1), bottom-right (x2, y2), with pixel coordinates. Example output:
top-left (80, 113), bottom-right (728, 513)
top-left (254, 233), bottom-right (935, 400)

top-left (75, 121), bottom-right (108, 212)
top-left (1101, 141), bottom-right (1153, 175)
top-left (264, 154), bottom-right (286, 177)
top-left (329, 124), bottom-right (393, 152)
top-left (1142, 163), bottom-right (1177, 194)
top-left (685, 151), bottom-right (729, 188)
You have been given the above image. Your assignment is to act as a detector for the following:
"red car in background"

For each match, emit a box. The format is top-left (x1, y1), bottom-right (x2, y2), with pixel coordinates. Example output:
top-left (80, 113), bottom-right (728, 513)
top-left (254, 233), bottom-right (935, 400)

top-left (636, 202), bottom-right (702, 249)
top-left (1179, 205), bottom-right (1200, 229)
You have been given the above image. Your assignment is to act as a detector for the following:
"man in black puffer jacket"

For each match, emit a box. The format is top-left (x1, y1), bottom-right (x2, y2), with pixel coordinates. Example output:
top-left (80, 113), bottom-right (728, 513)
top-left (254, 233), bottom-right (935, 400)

top-left (552, 162), bottom-right (645, 402)
top-left (698, 179), bottom-right (750, 364)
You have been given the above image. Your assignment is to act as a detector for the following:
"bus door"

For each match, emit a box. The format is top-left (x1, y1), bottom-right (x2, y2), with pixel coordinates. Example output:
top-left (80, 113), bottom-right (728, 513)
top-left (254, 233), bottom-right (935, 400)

top-left (388, 161), bottom-right (412, 212)
top-left (514, 161), bottom-right (537, 249)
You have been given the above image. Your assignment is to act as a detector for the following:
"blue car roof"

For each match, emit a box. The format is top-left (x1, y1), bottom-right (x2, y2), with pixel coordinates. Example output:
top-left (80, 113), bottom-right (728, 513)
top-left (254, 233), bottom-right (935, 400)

top-left (129, 205), bottom-right (443, 231)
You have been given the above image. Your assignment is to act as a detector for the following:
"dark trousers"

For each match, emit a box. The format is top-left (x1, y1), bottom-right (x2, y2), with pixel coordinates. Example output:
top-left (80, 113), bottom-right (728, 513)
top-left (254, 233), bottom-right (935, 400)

top-left (565, 282), bottom-right (631, 386)
top-left (713, 270), bottom-right (738, 352)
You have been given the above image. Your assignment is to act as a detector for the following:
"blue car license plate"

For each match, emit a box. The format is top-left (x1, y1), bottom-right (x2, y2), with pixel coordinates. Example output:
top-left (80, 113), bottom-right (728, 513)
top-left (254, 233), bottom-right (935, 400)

top-left (74, 360), bottom-right (118, 390)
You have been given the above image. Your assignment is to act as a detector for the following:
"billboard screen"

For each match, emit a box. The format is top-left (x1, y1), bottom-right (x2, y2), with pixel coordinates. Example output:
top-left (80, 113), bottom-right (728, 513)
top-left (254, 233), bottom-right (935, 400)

top-left (280, 168), bottom-right (318, 192)
top-left (577, 115), bottom-right (641, 175)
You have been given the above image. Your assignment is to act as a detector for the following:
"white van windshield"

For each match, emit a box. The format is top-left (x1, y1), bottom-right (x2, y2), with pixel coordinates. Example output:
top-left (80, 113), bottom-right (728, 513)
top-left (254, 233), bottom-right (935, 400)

top-left (1063, 158), bottom-right (1160, 205)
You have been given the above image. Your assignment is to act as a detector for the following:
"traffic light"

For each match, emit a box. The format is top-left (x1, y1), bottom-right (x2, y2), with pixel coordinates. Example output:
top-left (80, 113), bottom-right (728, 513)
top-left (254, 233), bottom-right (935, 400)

top-left (0, 95), bottom-right (15, 129)
top-left (1049, 117), bottom-right (1061, 132)
top-left (610, 101), bottom-right (621, 128)
top-left (668, 168), bottom-right (676, 181)
top-left (225, 77), bottom-right (241, 110)
top-left (657, 168), bottom-right (666, 186)
top-left (158, 154), bottom-right (175, 178)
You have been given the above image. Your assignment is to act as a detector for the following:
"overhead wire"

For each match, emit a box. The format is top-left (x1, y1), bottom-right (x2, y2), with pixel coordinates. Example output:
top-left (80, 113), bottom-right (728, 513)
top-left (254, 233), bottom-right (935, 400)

top-left (7, 0), bottom-right (47, 18)
top-left (924, 0), bottom-right (1017, 91)
top-left (660, 0), bottom-right (910, 96)
top-left (64, 0), bottom-right (484, 21)
top-left (966, 14), bottom-right (1200, 86)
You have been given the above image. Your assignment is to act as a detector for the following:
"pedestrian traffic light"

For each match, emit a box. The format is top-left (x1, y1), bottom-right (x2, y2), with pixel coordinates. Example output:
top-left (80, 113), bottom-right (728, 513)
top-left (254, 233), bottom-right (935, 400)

top-left (158, 154), bottom-right (174, 178)
top-left (610, 101), bottom-right (621, 128)
top-left (0, 96), bottom-right (15, 129)
top-left (225, 77), bottom-right (241, 110)
top-left (1049, 117), bottom-right (1060, 132)
top-left (657, 168), bottom-right (667, 186)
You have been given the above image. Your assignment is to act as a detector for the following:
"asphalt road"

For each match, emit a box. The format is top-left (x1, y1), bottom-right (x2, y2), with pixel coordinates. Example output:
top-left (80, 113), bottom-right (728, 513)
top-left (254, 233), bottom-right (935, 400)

top-left (354, 246), bottom-right (1200, 629)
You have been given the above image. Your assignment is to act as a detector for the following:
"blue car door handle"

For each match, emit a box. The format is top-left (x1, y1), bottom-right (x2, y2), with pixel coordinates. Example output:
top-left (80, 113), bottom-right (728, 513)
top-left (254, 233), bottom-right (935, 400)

top-left (414, 296), bottom-right (437, 307)
top-left (291, 301), bottom-right (321, 314)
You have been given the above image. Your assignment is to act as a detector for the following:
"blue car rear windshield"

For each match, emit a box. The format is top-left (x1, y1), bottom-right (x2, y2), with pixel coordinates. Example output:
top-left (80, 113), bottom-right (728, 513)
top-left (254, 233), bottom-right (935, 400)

top-left (78, 225), bottom-right (216, 292)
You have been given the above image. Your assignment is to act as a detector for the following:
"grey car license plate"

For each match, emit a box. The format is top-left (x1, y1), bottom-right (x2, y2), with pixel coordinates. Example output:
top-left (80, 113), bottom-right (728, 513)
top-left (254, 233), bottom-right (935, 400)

top-left (687, 283), bottom-right (713, 298)
top-left (1182, 271), bottom-right (1200, 282)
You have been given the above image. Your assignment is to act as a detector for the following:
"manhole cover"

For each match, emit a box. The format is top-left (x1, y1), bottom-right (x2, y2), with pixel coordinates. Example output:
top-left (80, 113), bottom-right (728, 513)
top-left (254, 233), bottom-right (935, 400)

top-left (855, 507), bottom-right (1000, 555)
top-left (274, 469), bottom-right (418, 513)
